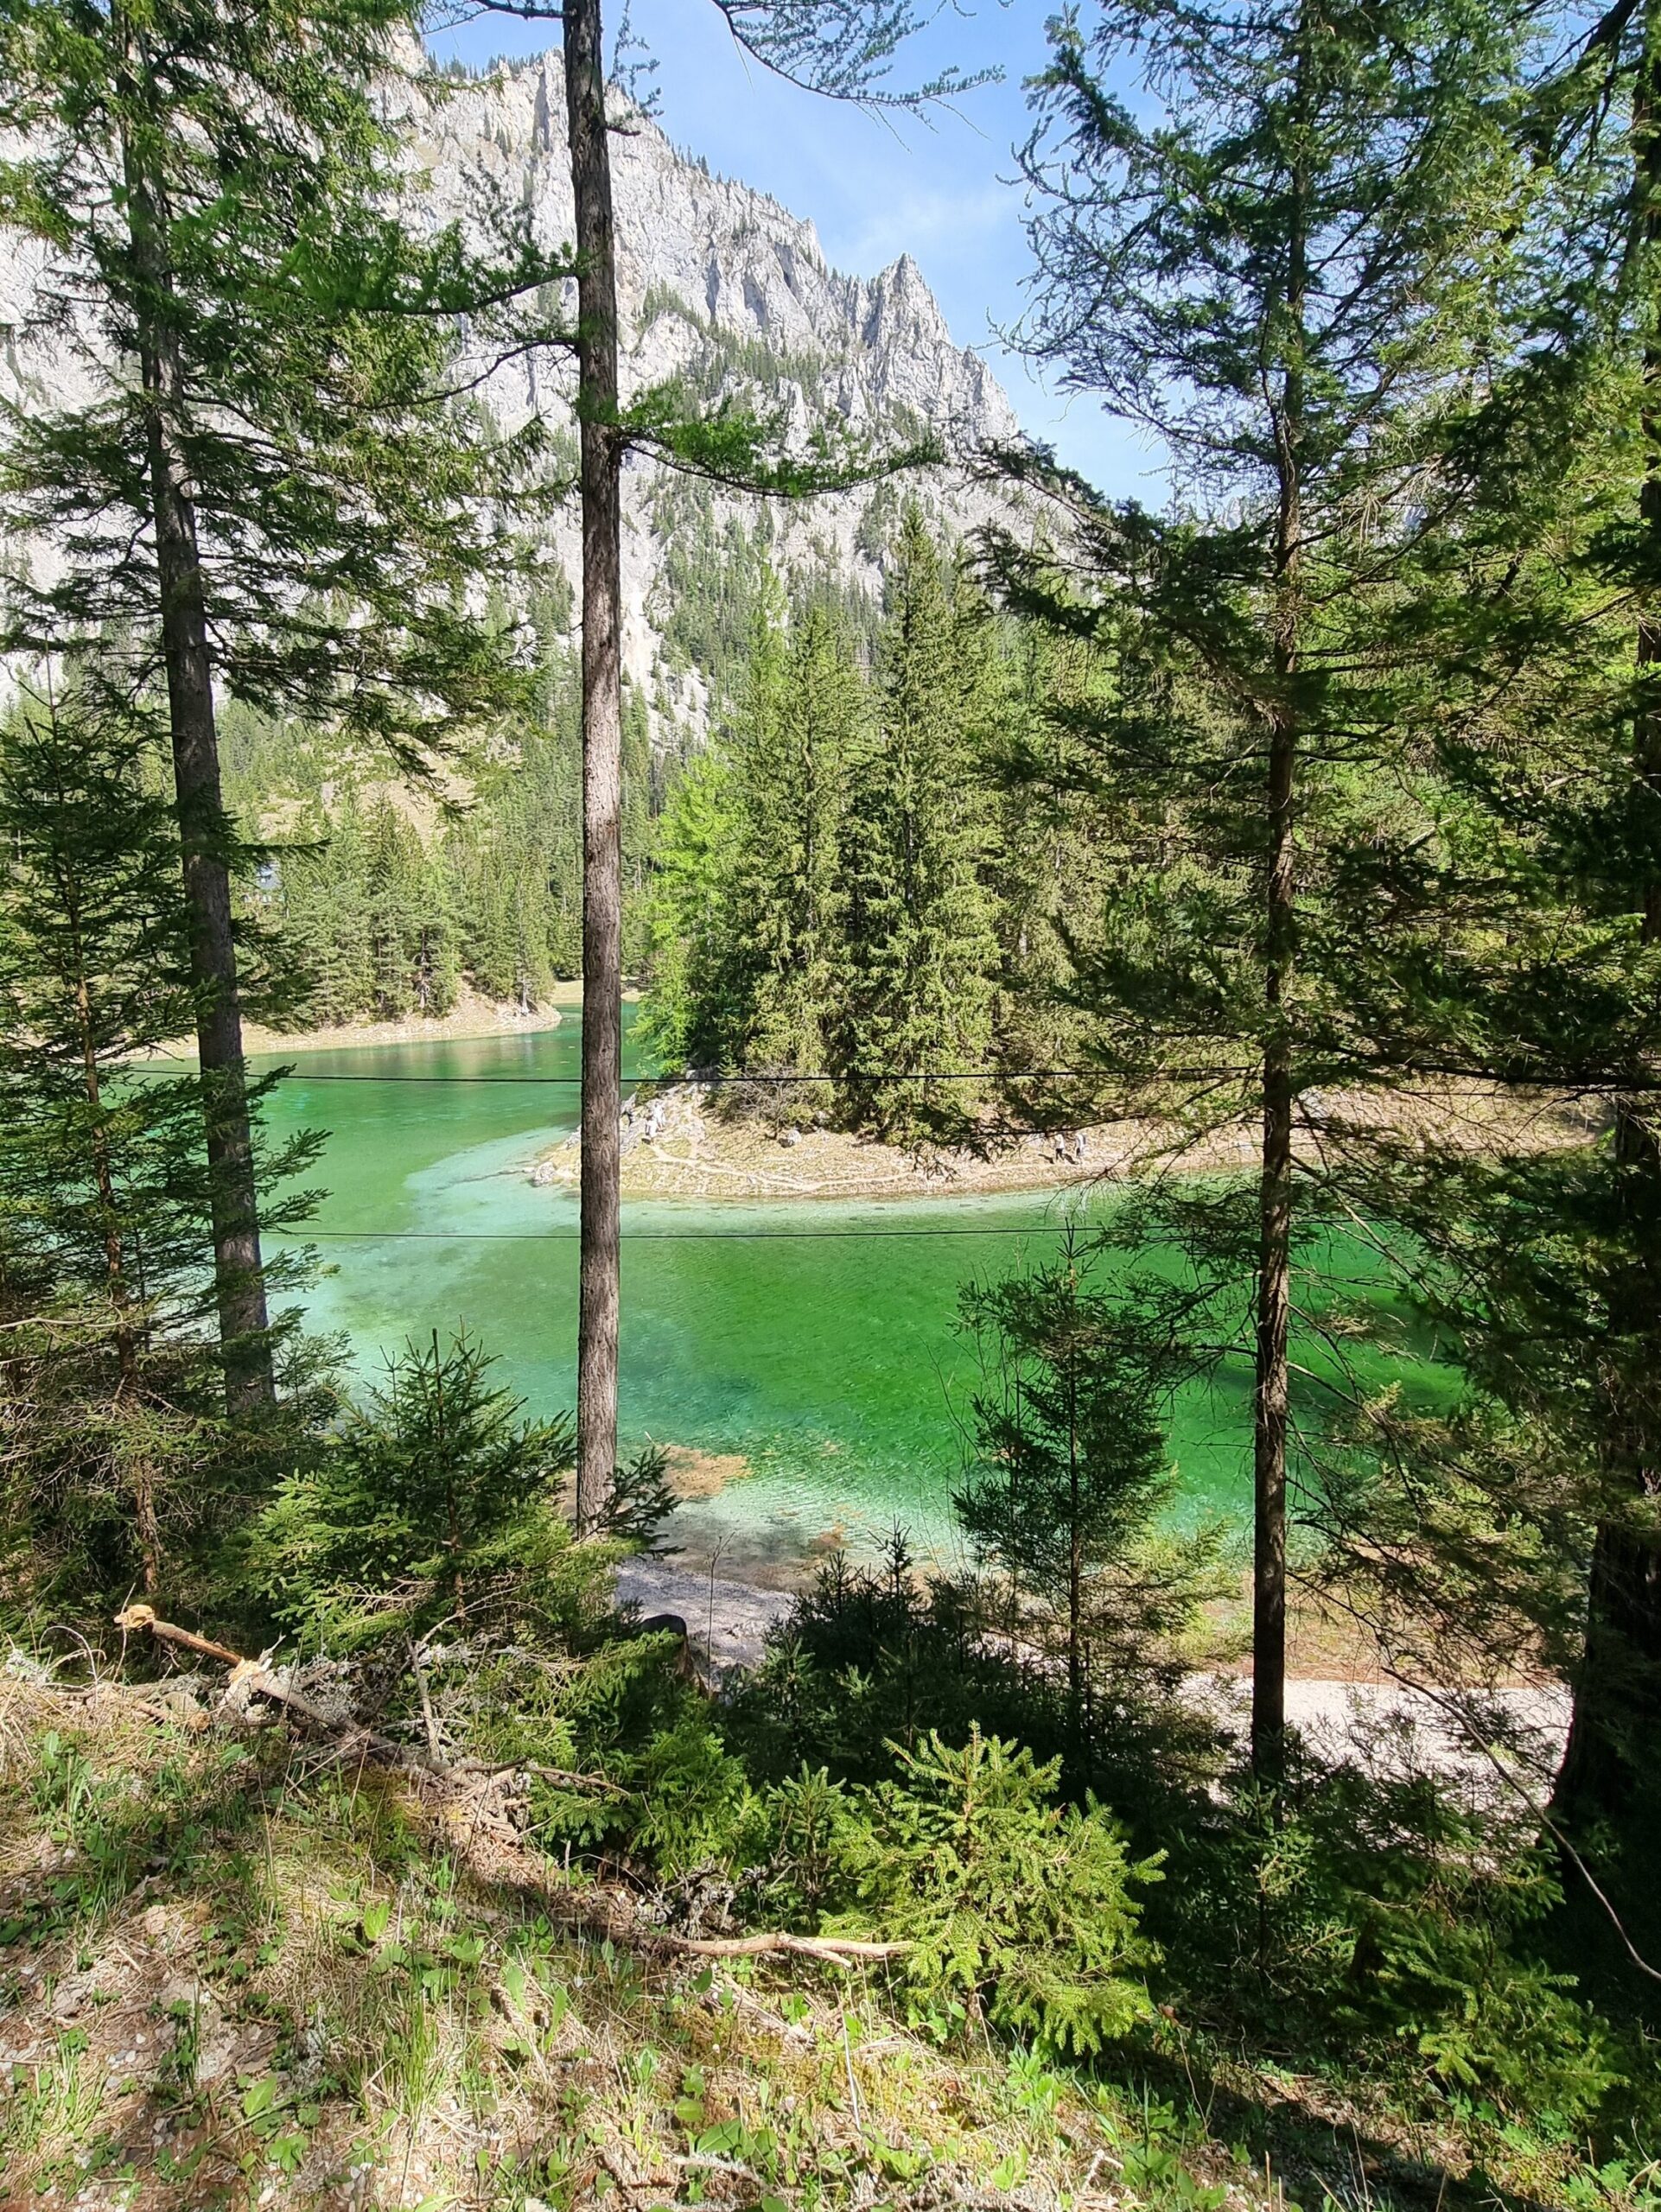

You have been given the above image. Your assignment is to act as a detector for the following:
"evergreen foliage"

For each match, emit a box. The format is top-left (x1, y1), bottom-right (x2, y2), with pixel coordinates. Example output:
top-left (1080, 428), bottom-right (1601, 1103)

top-left (252, 1332), bottom-right (576, 1652)
top-left (3, 0), bottom-right (1661, 2188)
top-left (0, 0), bottom-right (566, 1400)
top-left (985, 0), bottom-right (1541, 1777)
top-left (642, 507), bottom-right (1021, 1138)
top-left (832, 508), bottom-right (999, 1135)
top-left (955, 1237), bottom-right (1224, 1738)
top-left (0, 0), bottom-right (559, 757)
top-left (820, 1728), bottom-right (1158, 2055)
top-left (0, 684), bottom-right (319, 1599)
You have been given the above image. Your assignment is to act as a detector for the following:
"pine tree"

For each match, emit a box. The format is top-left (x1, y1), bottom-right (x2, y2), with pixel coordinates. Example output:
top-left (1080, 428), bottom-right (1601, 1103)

top-left (252, 1331), bottom-right (576, 1651)
top-left (0, 0), bottom-right (561, 1408)
top-left (992, 0), bottom-right (1535, 1779)
top-left (834, 507), bottom-right (998, 1137)
top-left (283, 802), bottom-right (375, 1027)
top-left (1291, 0), bottom-right (1661, 1920)
top-left (715, 594), bottom-right (862, 1082)
top-left (956, 1236), bottom-right (1213, 1749)
top-left (0, 682), bottom-right (318, 1597)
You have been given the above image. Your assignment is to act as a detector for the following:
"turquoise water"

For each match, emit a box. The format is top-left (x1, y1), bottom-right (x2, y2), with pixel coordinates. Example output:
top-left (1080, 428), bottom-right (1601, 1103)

top-left (257, 1020), bottom-right (1407, 1574)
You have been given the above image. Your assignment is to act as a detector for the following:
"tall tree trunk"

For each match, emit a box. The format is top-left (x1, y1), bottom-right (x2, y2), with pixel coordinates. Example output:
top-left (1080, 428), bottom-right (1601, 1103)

top-left (1253, 855), bottom-right (1295, 1787)
top-left (117, 46), bottom-right (273, 1415)
top-left (1066, 1346), bottom-right (1083, 1743)
top-left (1252, 64), bottom-right (1308, 1789)
top-left (1556, 0), bottom-right (1661, 1823)
top-left (564, 0), bottom-right (624, 1531)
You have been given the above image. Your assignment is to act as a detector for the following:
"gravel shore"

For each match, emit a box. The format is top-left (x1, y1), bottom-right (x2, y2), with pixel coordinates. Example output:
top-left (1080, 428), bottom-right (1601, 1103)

top-left (614, 1554), bottom-right (1569, 1792)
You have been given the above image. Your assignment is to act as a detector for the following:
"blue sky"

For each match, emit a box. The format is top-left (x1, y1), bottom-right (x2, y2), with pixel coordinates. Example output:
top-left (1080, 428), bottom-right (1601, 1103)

top-left (424, 3), bottom-right (1159, 499)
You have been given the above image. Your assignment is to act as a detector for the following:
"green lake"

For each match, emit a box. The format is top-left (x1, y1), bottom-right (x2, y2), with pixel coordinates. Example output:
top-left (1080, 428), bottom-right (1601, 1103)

top-left (257, 1018), bottom-right (1422, 1578)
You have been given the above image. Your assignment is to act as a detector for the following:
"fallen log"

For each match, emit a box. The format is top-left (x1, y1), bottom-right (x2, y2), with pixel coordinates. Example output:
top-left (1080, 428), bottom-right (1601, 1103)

top-left (112, 1605), bottom-right (620, 1795)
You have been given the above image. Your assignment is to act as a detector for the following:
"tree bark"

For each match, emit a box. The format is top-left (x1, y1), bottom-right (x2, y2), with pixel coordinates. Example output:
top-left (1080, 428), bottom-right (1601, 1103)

top-left (1066, 1343), bottom-right (1084, 1740)
top-left (563, 0), bottom-right (624, 1531)
top-left (117, 43), bottom-right (273, 1415)
top-left (1556, 0), bottom-right (1661, 1822)
top-left (1253, 805), bottom-right (1295, 1786)
top-left (1252, 45), bottom-right (1308, 1789)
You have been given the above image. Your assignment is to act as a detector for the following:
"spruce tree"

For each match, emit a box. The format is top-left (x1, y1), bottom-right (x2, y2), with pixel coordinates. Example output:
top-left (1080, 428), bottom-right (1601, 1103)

top-left (993, 0), bottom-right (1534, 1778)
top-left (1296, 0), bottom-right (1661, 1920)
top-left (363, 799), bottom-right (422, 1021)
top-left (721, 595), bottom-right (862, 1081)
top-left (1513, 0), bottom-right (1661, 1845)
top-left (0, 682), bottom-right (317, 1597)
top-left (0, 0), bottom-right (561, 1408)
top-left (284, 802), bottom-right (376, 1026)
top-left (835, 506), bottom-right (997, 1137)
top-left (636, 747), bottom-right (741, 1069)
top-left (253, 1331), bottom-right (576, 1651)
top-left (956, 1236), bottom-right (1212, 1750)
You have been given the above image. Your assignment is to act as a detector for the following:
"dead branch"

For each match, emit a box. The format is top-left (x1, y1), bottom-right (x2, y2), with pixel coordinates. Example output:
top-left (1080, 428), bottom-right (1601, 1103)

top-left (112, 1605), bottom-right (620, 1796)
top-left (455, 1754), bottom-right (627, 1796)
top-left (114, 1606), bottom-right (242, 1669)
top-left (654, 1929), bottom-right (912, 1962)
top-left (113, 1608), bottom-right (903, 1969)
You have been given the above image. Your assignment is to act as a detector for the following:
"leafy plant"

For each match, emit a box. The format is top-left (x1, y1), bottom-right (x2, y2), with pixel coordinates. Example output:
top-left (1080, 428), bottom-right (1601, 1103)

top-left (251, 1330), bottom-right (576, 1649)
top-left (824, 1726), bottom-right (1158, 2055)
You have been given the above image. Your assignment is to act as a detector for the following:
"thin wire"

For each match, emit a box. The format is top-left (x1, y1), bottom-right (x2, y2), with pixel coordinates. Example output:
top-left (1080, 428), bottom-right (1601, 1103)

top-left (258, 1063), bottom-right (1659, 1091)
top-left (275, 1068), bottom-right (1091, 1084)
top-left (282, 1224), bottom-right (1083, 1243)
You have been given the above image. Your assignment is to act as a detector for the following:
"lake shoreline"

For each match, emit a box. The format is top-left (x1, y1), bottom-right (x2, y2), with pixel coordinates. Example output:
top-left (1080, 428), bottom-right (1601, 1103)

top-left (615, 1552), bottom-right (1569, 1783)
top-left (135, 983), bottom-right (589, 1065)
top-left (530, 1073), bottom-right (1604, 1206)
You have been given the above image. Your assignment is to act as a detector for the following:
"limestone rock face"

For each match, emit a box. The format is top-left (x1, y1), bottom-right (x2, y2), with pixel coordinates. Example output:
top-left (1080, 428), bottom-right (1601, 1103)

top-left (1, 50), bottom-right (1029, 727)
top-left (396, 53), bottom-right (1028, 716)
top-left (402, 54), bottom-right (1019, 453)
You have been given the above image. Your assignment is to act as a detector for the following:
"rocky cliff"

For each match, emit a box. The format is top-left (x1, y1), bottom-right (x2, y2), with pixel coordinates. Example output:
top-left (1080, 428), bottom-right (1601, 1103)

top-left (1, 48), bottom-right (1028, 731)
top-left (402, 51), bottom-right (1026, 723)
top-left (412, 53), bottom-right (1017, 455)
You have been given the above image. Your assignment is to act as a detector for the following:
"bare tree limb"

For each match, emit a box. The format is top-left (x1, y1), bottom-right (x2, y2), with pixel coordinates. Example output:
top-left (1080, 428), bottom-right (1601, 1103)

top-left (112, 1605), bottom-right (622, 1796)
top-left (654, 1929), bottom-right (912, 1961)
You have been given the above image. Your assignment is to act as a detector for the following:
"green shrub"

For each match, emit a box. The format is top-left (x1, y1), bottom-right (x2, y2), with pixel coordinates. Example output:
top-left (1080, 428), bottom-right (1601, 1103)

top-left (1163, 1761), bottom-right (1623, 2130)
top-left (822, 1726), bottom-right (1159, 2055)
top-left (250, 1331), bottom-right (578, 1652)
top-left (624, 1716), bottom-right (755, 1876)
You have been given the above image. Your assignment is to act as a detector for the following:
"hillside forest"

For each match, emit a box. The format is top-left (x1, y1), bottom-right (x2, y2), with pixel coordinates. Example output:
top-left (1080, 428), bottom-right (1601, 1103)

top-left (3, 0), bottom-right (1661, 2209)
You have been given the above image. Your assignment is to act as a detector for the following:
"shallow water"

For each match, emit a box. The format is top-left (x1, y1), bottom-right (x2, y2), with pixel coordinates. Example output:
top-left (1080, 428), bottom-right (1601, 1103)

top-left (258, 1021), bottom-right (1426, 1575)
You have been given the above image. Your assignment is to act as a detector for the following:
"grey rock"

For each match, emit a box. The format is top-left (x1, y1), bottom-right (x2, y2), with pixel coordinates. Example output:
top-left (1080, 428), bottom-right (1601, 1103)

top-left (2, 50), bottom-right (1030, 744)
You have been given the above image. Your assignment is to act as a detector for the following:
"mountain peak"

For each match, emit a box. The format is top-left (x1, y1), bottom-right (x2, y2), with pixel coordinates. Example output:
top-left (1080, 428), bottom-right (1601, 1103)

top-left (407, 51), bottom-right (1019, 460)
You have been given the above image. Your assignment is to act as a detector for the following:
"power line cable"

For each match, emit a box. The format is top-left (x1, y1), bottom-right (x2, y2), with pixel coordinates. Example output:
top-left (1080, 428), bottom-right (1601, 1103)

top-left (279, 1223), bottom-right (1091, 1243)
top-left (254, 1063), bottom-right (1658, 1091)
top-left (270, 1068), bottom-right (1087, 1085)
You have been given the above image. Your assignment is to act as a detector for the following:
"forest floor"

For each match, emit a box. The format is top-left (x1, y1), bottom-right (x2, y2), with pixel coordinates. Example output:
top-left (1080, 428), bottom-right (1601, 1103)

top-left (532, 1078), bottom-right (1604, 1205)
top-left (0, 1666), bottom-right (1305, 2212)
top-left (0, 1657), bottom-right (1596, 2212)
